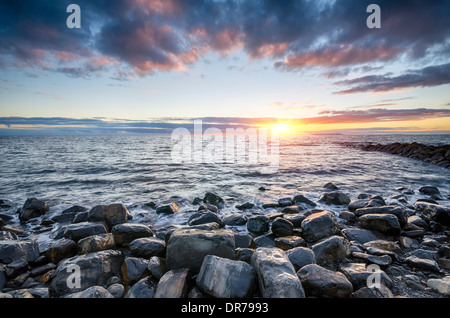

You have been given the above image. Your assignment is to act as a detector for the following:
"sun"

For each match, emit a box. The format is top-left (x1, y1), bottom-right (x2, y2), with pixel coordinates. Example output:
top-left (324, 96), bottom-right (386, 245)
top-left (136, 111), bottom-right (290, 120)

top-left (272, 123), bottom-right (293, 134)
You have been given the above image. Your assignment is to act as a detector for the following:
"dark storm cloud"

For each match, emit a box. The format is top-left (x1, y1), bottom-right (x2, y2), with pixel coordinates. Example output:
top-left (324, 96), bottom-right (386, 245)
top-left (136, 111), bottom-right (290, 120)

top-left (0, 0), bottom-right (449, 79)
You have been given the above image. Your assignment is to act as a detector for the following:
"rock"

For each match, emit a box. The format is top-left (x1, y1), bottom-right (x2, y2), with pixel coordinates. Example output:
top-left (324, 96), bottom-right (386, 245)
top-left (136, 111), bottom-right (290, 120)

top-left (358, 214), bottom-right (401, 236)
top-left (30, 263), bottom-right (56, 277)
top-left (278, 197), bottom-right (294, 207)
top-left (297, 264), bottom-right (353, 298)
top-left (234, 233), bottom-right (255, 248)
top-left (0, 268), bottom-right (6, 290)
top-left (271, 217), bottom-right (294, 237)
top-left (107, 283), bottom-right (125, 298)
top-left (283, 214), bottom-right (306, 227)
top-left (5, 259), bottom-right (28, 278)
top-left (352, 284), bottom-right (393, 298)
top-left (129, 237), bottom-right (166, 258)
top-left (147, 256), bottom-right (167, 280)
top-left (262, 202), bottom-right (279, 209)
top-left (124, 277), bottom-right (156, 298)
top-left (62, 222), bottom-right (107, 242)
top-left (419, 186), bottom-right (440, 195)
top-left (311, 236), bottom-right (351, 269)
top-left (46, 239), bottom-right (77, 264)
top-left (324, 182), bottom-right (339, 190)
top-left (274, 236), bottom-right (306, 251)
top-left (363, 240), bottom-right (402, 256)
top-left (111, 223), bottom-right (153, 246)
top-left (0, 240), bottom-right (40, 264)
top-left (87, 203), bottom-right (128, 230)
top-left (254, 233), bottom-right (276, 248)
top-left (250, 247), bottom-right (305, 298)
top-left (247, 215), bottom-right (270, 234)
top-left (236, 202), bottom-right (254, 210)
top-left (281, 205), bottom-right (303, 214)
top-left (352, 252), bottom-right (392, 266)
top-left (64, 286), bottom-right (114, 298)
top-left (196, 255), bottom-right (256, 298)
top-left (51, 205), bottom-right (88, 223)
top-left (156, 203), bottom-right (178, 215)
top-left (319, 192), bottom-right (351, 205)
top-left (338, 263), bottom-right (393, 289)
top-left (235, 248), bottom-right (254, 263)
top-left (427, 277), bottom-right (450, 295)
top-left (72, 211), bottom-right (88, 223)
top-left (203, 193), bottom-right (224, 208)
top-left (407, 215), bottom-right (429, 228)
top-left (414, 202), bottom-right (450, 226)
top-left (354, 206), bottom-right (408, 226)
top-left (198, 203), bottom-right (218, 212)
top-left (77, 233), bottom-right (115, 254)
top-left (339, 211), bottom-right (357, 223)
top-left (223, 214), bottom-right (247, 226)
top-left (166, 229), bottom-right (235, 273)
top-left (405, 256), bottom-right (440, 272)
top-left (154, 269), bottom-right (191, 298)
top-left (192, 197), bottom-right (203, 205)
top-left (19, 198), bottom-right (49, 221)
top-left (293, 194), bottom-right (317, 207)
top-left (49, 250), bottom-right (124, 297)
top-left (188, 211), bottom-right (224, 228)
top-left (301, 211), bottom-right (339, 242)
top-left (286, 247), bottom-right (316, 271)
top-left (121, 257), bottom-right (149, 286)
top-left (0, 293), bottom-right (13, 299)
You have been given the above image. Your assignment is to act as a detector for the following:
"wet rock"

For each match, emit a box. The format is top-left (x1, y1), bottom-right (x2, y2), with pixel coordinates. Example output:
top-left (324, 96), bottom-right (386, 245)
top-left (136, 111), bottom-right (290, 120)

top-left (203, 193), bottom-right (224, 208)
top-left (64, 286), bottom-right (114, 298)
top-left (363, 240), bottom-right (402, 256)
top-left (51, 205), bottom-right (88, 223)
top-left (339, 211), bottom-right (357, 223)
top-left (250, 247), bottom-right (305, 298)
top-left (154, 269), bottom-right (191, 298)
top-left (281, 205), bottom-right (303, 214)
top-left (121, 257), bottom-right (149, 286)
top-left (352, 284), bottom-right (393, 298)
top-left (354, 206), bottom-right (408, 226)
top-left (236, 202), bottom-right (254, 210)
top-left (130, 237), bottom-right (166, 258)
top-left (301, 211), bottom-right (339, 242)
top-left (223, 214), bottom-right (247, 226)
top-left (198, 203), bottom-right (218, 212)
top-left (278, 197), bottom-right (294, 207)
top-left (188, 211), bottom-right (224, 228)
top-left (107, 283), bottom-right (125, 298)
top-left (283, 214), bottom-right (306, 227)
top-left (262, 202), bottom-right (279, 209)
top-left (166, 229), bottom-right (235, 273)
top-left (0, 240), bottom-right (40, 264)
top-left (49, 250), bottom-right (124, 297)
top-left (323, 182), bottom-right (339, 190)
top-left (19, 198), bottom-right (49, 222)
top-left (247, 215), bottom-right (270, 234)
top-left (148, 256), bottom-right (167, 280)
top-left (253, 233), bottom-right (276, 248)
top-left (319, 192), bottom-right (351, 205)
top-left (196, 255), bottom-right (256, 298)
top-left (358, 214), bottom-right (401, 236)
top-left (405, 255), bottom-right (440, 272)
top-left (271, 217), bottom-right (294, 237)
top-left (62, 222), bottom-right (107, 242)
top-left (77, 233), bottom-right (115, 254)
top-left (339, 263), bottom-right (393, 289)
top-left (111, 223), bottom-right (153, 246)
top-left (293, 194), bottom-right (316, 207)
top-left (297, 264), bottom-right (353, 298)
top-left (311, 236), bottom-right (351, 269)
top-left (427, 277), bottom-right (450, 295)
top-left (286, 247), bottom-right (316, 271)
top-left (87, 203), bottom-right (128, 230)
top-left (407, 215), bottom-right (429, 229)
top-left (5, 259), bottom-right (28, 278)
top-left (124, 277), bottom-right (156, 298)
top-left (72, 211), bottom-right (88, 224)
top-left (419, 186), bottom-right (440, 195)
top-left (235, 248), bottom-right (254, 263)
top-left (156, 203), bottom-right (178, 215)
top-left (46, 239), bottom-right (77, 264)
top-left (352, 252), bottom-right (392, 266)
top-left (234, 233), bottom-right (255, 248)
top-left (192, 197), bottom-right (203, 205)
top-left (414, 202), bottom-right (450, 226)
top-left (274, 236), bottom-right (306, 251)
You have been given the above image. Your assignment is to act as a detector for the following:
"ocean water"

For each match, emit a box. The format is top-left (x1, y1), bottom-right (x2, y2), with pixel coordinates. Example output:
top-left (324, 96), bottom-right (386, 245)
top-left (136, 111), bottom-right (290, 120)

top-left (0, 134), bottom-right (449, 239)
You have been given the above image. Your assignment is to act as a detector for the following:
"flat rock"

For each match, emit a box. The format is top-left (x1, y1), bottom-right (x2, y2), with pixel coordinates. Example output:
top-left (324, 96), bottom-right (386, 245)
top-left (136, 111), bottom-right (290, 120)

top-left (341, 227), bottom-right (387, 244)
top-left (358, 214), bottom-right (401, 236)
top-left (62, 222), bottom-right (107, 242)
top-left (355, 206), bottom-right (408, 226)
top-left (0, 240), bottom-right (40, 264)
top-left (111, 223), bottom-right (153, 246)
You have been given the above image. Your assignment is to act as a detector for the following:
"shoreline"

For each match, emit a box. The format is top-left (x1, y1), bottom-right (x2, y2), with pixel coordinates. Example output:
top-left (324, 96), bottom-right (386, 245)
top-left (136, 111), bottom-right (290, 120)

top-left (0, 185), bottom-right (449, 299)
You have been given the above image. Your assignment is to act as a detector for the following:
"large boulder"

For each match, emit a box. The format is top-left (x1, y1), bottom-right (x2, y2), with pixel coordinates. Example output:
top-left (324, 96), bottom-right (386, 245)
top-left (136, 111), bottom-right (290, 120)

top-left (247, 215), bottom-right (270, 234)
top-left (196, 255), bottom-right (256, 298)
top-left (311, 236), bottom-right (351, 269)
top-left (62, 222), bottom-right (107, 242)
top-left (46, 239), bottom-right (77, 264)
top-left (0, 240), bottom-right (40, 264)
top-left (129, 237), bottom-right (166, 258)
top-left (358, 214), bottom-right (401, 236)
top-left (203, 193), bottom-right (224, 208)
top-left (285, 247), bottom-right (316, 271)
top-left (121, 257), bottom-right (150, 286)
top-left (297, 264), bottom-right (353, 298)
top-left (111, 223), bottom-right (153, 246)
top-left (19, 198), bottom-right (49, 221)
top-left (49, 250), bottom-right (124, 297)
top-left (166, 229), bottom-right (235, 273)
top-left (87, 203), bottom-right (128, 230)
top-left (419, 186), bottom-right (440, 195)
top-left (271, 218), bottom-right (294, 237)
top-left (414, 202), bottom-right (450, 226)
top-left (341, 227), bottom-right (387, 244)
top-left (300, 211), bottom-right (339, 242)
top-left (250, 247), bottom-right (305, 298)
top-left (154, 269), bottom-right (191, 298)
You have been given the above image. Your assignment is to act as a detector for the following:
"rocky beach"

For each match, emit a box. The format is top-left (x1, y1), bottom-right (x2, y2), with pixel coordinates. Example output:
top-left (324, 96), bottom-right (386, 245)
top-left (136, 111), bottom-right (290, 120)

top-left (1, 184), bottom-right (449, 299)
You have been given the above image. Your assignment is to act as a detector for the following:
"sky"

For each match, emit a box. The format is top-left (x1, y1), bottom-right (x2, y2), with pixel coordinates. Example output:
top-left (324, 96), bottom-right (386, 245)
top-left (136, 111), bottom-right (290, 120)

top-left (0, 0), bottom-right (449, 135)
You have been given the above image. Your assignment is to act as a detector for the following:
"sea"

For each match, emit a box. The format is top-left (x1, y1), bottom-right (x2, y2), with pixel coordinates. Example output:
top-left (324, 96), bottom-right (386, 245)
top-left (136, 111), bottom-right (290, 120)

top-left (0, 134), bottom-right (449, 244)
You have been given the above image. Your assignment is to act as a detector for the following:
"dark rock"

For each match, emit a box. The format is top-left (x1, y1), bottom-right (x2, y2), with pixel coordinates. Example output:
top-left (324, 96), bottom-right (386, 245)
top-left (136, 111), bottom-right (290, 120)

top-left (49, 250), bottom-right (124, 297)
top-left (405, 256), bottom-right (440, 272)
top-left (147, 256), bottom-right (167, 280)
top-left (236, 202), bottom-right (254, 210)
top-left (130, 237), bottom-right (166, 258)
top-left (281, 205), bottom-right (303, 214)
top-left (271, 217), bottom-right (294, 237)
top-left (30, 263), bottom-right (56, 277)
top-left (348, 199), bottom-right (370, 212)
top-left (196, 255), bottom-right (256, 298)
top-left (297, 264), bottom-right (353, 298)
top-left (87, 203), bottom-right (128, 230)
top-left (286, 247), bottom-right (316, 271)
top-left (166, 229), bottom-right (235, 273)
top-left (46, 239), bottom-right (77, 264)
top-left (154, 269), bottom-right (191, 298)
top-left (358, 214), bottom-right (401, 236)
top-left (5, 259), bottom-right (29, 278)
top-left (293, 194), bottom-right (317, 207)
top-left (124, 277), bottom-right (156, 298)
top-left (19, 198), bottom-right (49, 222)
top-left (235, 248), bottom-right (254, 263)
top-left (253, 233), bottom-right (276, 248)
top-left (192, 197), bottom-right (203, 205)
top-left (352, 284), bottom-right (393, 298)
top-left (323, 182), bottom-right (339, 190)
top-left (339, 263), bottom-right (393, 289)
top-left (62, 222), bottom-right (107, 242)
top-left (77, 233), bottom-right (115, 255)
top-left (198, 203), bottom-right (218, 212)
top-left (111, 223), bottom-right (153, 246)
top-left (274, 236), bottom-right (306, 251)
top-left (0, 240), bottom-right (40, 264)
top-left (247, 215), bottom-right (270, 234)
top-left (64, 286), bottom-right (114, 298)
top-left (354, 206), bottom-right (408, 226)
top-left (51, 206), bottom-right (88, 223)
top-left (339, 211), bottom-right (357, 223)
top-left (414, 202), bottom-right (450, 226)
top-left (352, 252), bottom-right (392, 266)
top-left (283, 214), bottom-right (306, 227)
top-left (223, 213), bottom-right (247, 226)
top-left (419, 186), bottom-right (440, 195)
top-left (143, 201), bottom-right (157, 209)
top-left (72, 211), bottom-right (88, 223)
top-left (234, 233), bottom-right (255, 248)
top-left (319, 192), bottom-right (351, 205)
top-left (121, 257), bottom-right (149, 286)
top-left (262, 202), bottom-right (279, 209)
top-left (107, 283), bottom-right (125, 298)
top-left (250, 247), bottom-right (305, 298)
top-left (156, 203), bottom-right (178, 215)
top-left (311, 235), bottom-right (351, 269)
top-left (203, 193), bottom-right (224, 208)
top-left (301, 211), bottom-right (339, 242)
top-left (278, 197), bottom-right (293, 207)
top-left (188, 211), bottom-right (224, 228)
